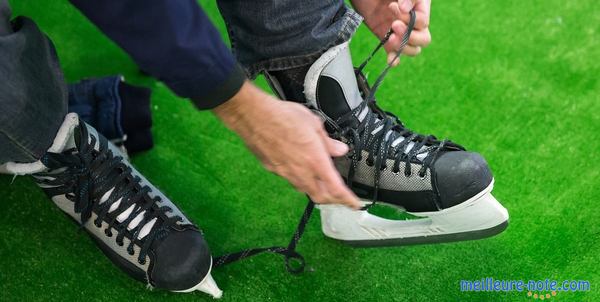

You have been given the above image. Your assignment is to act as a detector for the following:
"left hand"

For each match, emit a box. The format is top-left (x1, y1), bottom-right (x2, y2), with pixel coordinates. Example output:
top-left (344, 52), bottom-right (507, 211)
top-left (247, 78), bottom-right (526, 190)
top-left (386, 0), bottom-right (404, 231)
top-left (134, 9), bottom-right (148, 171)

top-left (352, 0), bottom-right (432, 66)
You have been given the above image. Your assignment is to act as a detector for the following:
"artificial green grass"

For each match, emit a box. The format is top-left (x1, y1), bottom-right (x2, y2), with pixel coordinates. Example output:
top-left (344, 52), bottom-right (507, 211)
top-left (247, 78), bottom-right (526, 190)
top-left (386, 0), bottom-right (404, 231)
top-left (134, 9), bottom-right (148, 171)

top-left (1, 0), bottom-right (599, 301)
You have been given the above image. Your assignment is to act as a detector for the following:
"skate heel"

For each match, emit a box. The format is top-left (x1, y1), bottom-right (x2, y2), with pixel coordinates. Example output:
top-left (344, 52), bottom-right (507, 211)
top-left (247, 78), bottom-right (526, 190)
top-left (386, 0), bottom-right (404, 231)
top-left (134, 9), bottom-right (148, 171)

top-left (318, 183), bottom-right (508, 246)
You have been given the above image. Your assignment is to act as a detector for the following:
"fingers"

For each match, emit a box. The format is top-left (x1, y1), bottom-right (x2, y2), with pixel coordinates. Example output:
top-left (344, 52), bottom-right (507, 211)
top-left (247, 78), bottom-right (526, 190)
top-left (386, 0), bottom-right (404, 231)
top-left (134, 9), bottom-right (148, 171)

top-left (320, 129), bottom-right (349, 157)
top-left (389, 20), bottom-right (431, 48)
top-left (391, 1), bottom-right (430, 30)
top-left (398, 0), bottom-right (417, 13)
top-left (402, 45), bottom-right (422, 56)
top-left (384, 22), bottom-right (428, 64)
top-left (414, 0), bottom-right (431, 23)
top-left (389, 2), bottom-right (403, 19)
top-left (383, 8), bottom-right (430, 65)
top-left (314, 125), bottom-right (361, 209)
top-left (387, 53), bottom-right (401, 67)
top-left (310, 153), bottom-right (361, 209)
top-left (278, 117), bottom-right (359, 209)
top-left (324, 137), bottom-right (349, 157)
top-left (285, 148), bottom-right (359, 209)
top-left (312, 116), bottom-right (350, 158)
top-left (262, 105), bottom-right (360, 209)
top-left (413, 10), bottom-right (430, 30)
top-left (386, 45), bottom-right (421, 65)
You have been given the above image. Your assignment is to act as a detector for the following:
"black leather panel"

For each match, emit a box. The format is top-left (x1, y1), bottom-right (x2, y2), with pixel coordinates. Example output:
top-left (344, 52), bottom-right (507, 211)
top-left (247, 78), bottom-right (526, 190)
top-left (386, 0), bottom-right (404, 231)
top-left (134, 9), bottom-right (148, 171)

top-left (149, 228), bottom-right (212, 290)
top-left (432, 151), bottom-right (493, 209)
top-left (316, 75), bottom-right (352, 120)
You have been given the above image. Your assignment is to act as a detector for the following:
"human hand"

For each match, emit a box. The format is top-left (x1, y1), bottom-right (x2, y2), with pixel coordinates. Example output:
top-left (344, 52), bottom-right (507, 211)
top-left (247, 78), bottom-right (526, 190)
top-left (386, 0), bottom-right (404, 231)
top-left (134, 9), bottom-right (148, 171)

top-left (352, 0), bottom-right (431, 66)
top-left (213, 82), bottom-right (361, 209)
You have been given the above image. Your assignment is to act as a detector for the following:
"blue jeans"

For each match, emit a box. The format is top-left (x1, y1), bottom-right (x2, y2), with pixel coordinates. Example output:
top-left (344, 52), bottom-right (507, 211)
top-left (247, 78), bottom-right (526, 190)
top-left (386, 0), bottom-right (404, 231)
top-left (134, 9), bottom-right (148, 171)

top-left (0, 0), bottom-right (68, 164)
top-left (217, 0), bottom-right (362, 78)
top-left (0, 0), bottom-right (362, 164)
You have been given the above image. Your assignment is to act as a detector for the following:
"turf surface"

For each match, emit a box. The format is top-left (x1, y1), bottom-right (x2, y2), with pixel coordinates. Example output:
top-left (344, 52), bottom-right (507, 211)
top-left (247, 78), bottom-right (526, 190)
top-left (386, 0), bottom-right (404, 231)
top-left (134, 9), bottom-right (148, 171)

top-left (2, 1), bottom-right (599, 301)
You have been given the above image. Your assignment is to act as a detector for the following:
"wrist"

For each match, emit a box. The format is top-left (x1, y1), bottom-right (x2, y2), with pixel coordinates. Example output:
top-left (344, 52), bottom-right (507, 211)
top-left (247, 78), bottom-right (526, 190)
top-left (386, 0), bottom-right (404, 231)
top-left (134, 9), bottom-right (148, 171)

top-left (212, 81), bottom-right (276, 134)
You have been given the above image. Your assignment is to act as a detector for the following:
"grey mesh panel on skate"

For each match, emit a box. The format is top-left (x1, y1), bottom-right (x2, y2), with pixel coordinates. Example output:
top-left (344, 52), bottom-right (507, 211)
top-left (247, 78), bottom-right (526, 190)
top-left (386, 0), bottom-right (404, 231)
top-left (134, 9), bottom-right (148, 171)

top-left (86, 212), bottom-right (151, 271)
top-left (50, 194), bottom-right (150, 271)
top-left (334, 151), bottom-right (432, 191)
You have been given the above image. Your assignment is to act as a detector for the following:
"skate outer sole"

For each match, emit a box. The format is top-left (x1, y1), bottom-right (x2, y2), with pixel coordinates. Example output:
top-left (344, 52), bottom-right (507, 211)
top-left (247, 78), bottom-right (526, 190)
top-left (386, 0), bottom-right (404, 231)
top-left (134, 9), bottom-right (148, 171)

top-left (318, 180), bottom-right (509, 247)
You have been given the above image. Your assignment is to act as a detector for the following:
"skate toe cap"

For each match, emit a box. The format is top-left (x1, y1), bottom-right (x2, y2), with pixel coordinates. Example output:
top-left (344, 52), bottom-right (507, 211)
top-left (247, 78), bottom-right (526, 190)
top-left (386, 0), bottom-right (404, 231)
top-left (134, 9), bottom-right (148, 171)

top-left (150, 228), bottom-right (212, 291)
top-left (433, 151), bottom-right (493, 209)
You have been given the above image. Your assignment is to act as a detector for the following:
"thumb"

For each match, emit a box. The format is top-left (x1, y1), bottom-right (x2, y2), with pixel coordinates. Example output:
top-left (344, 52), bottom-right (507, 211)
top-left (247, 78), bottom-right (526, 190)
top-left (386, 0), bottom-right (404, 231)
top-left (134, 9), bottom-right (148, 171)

top-left (324, 136), bottom-right (349, 157)
top-left (315, 122), bottom-right (349, 157)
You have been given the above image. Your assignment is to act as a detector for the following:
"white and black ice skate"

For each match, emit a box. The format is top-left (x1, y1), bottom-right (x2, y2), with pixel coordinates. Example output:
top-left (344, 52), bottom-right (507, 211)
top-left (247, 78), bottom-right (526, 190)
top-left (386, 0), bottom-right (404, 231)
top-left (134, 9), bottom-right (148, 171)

top-left (3, 114), bottom-right (222, 298)
top-left (266, 19), bottom-right (508, 247)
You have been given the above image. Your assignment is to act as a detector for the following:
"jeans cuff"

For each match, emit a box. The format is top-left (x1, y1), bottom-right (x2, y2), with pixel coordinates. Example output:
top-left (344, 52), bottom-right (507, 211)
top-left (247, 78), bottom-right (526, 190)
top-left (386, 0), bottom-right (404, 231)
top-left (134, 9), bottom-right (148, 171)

top-left (243, 8), bottom-right (363, 79)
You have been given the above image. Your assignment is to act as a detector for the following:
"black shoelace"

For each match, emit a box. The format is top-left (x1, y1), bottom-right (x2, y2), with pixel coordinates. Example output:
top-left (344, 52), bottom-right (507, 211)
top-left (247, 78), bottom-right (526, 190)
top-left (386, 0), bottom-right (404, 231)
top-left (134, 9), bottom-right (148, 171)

top-left (35, 122), bottom-right (180, 265)
top-left (329, 9), bottom-right (464, 210)
top-left (214, 10), bottom-right (443, 273)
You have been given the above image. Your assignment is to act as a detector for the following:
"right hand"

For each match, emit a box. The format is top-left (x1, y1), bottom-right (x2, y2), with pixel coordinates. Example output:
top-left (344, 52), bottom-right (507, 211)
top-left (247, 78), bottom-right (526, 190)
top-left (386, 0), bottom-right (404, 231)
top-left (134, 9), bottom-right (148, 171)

top-left (351, 0), bottom-right (432, 66)
top-left (213, 81), bottom-right (361, 209)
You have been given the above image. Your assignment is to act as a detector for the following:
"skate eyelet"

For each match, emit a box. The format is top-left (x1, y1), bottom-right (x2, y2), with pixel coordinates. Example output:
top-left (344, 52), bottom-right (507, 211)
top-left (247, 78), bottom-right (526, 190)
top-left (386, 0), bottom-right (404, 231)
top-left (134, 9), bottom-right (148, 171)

top-left (366, 159), bottom-right (374, 166)
top-left (117, 241), bottom-right (124, 247)
top-left (404, 172), bottom-right (412, 177)
top-left (418, 173), bottom-right (427, 179)
top-left (138, 259), bottom-right (146, 265)
top-left (128, 249), bottom-right (135, 256)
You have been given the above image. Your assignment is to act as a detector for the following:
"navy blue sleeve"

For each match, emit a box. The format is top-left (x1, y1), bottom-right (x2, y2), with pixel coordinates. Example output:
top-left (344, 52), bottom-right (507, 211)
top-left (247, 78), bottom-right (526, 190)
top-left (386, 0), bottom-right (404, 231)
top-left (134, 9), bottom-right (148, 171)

top-left (69, 0), bottom-right (245, 110)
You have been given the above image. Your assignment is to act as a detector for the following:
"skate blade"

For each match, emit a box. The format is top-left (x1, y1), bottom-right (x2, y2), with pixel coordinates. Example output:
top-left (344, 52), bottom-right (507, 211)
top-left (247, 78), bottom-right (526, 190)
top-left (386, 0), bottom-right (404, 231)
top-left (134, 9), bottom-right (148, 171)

top-left (319, 181), bottom-right (509, 247)
top-left (173, 259), bottom-right (223, 299)
top-left (342, 219), bottom-right (508, 247)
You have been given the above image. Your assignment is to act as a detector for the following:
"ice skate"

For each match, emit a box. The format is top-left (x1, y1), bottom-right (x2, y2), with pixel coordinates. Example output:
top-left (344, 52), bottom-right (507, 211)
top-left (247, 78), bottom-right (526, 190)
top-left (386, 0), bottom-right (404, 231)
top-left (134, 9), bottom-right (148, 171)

top-left (2, 113), bottom-right (222, 298)
top-left (266, 24), bottom-right (508, 247)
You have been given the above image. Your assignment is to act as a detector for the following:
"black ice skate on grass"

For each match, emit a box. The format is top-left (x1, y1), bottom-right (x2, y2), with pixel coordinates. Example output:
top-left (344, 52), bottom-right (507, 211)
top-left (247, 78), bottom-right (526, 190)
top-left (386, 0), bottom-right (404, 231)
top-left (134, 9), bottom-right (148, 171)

top-left (30, 113), bottom-right (222, 298)
top-left (267, 11), bottom-right (508, 247)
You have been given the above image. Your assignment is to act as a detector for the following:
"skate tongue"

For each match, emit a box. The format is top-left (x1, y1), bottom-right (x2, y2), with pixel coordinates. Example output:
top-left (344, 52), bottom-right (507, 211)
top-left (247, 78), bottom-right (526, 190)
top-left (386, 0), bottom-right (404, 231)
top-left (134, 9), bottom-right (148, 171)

top-left (51, 113), bottom-right (79, 153)
top-left (304, 42), bottom-right (369, 123)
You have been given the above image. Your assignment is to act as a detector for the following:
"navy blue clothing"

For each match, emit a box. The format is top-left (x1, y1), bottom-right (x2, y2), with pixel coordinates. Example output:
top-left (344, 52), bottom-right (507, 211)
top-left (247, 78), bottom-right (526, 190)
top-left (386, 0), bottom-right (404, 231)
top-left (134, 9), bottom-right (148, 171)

top-left (68, 76), bottom-right (154, 154)
top-left (0, 0), bottom-right (361, 164)
top-left (69, 0), bottom-right (245, 110)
